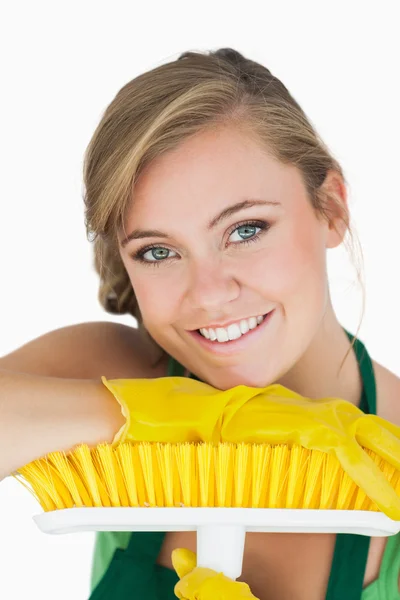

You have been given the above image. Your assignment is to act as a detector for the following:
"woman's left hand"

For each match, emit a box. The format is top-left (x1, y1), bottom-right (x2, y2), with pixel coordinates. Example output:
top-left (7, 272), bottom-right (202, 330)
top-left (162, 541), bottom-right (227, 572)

top-left (171, 547), bottom-right (260, 599)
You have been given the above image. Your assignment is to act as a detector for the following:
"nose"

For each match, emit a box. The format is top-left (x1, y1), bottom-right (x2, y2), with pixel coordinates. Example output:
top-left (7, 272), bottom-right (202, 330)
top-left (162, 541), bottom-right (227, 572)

top-left (186, 256), bottom-right (240, 311)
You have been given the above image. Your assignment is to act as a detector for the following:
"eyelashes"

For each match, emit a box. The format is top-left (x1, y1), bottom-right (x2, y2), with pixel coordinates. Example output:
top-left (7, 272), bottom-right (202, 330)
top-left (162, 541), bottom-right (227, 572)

top-left (130, 219), bottom-right (270, 268)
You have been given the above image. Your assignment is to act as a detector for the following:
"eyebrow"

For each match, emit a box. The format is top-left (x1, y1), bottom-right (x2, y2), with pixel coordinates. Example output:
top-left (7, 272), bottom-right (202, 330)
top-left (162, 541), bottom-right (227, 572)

top-left (120, 199), bottom-right (281, 248)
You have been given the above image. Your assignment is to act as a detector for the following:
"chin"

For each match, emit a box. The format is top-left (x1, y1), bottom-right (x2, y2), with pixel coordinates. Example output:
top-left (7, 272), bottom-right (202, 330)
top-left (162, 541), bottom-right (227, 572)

top-left (205, 365), bottom-right (279, 391)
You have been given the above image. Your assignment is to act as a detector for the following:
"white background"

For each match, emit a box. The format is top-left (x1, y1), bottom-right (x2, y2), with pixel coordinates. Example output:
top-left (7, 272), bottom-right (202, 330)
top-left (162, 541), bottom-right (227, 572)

top-left (1, 1), bottom-right (399, 598)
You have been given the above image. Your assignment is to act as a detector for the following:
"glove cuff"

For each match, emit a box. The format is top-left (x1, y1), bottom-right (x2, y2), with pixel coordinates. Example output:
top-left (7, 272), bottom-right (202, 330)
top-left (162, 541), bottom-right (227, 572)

top-left (101, 376), bottom-right (130, 446)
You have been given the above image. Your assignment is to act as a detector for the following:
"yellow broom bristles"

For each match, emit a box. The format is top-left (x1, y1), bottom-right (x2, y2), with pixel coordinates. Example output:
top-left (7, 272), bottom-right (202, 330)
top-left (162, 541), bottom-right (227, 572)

top-left (13, 442), bottom-right (400, 514)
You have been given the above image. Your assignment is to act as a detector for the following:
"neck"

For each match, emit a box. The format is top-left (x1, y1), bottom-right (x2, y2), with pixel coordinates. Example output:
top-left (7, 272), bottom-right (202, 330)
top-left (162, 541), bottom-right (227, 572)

top-left (276, 304), bottom-right (363, 406)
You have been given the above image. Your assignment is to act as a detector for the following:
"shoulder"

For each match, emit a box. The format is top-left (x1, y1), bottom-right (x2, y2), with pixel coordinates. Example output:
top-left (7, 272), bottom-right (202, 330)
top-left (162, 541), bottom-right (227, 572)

top-left (75, 321), bottom-right (169, 379)
top-left (80, 320), bottom-right (168, 379)
top-left (372, 359), bottom-right (400, 425)
top-left (0, 320), bottom-right (168, 380)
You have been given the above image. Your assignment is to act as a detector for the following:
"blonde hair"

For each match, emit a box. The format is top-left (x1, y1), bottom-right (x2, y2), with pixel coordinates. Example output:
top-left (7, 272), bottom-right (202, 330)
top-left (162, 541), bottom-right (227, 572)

top-left (83, 47), bottom-right (364, 370)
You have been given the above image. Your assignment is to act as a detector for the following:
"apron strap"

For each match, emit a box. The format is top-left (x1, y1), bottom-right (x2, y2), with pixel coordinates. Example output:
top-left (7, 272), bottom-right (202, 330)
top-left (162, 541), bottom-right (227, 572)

top-left (326, 329), bottom-right (375, 599)
top-left (325, 534), bottom-right (371, 599)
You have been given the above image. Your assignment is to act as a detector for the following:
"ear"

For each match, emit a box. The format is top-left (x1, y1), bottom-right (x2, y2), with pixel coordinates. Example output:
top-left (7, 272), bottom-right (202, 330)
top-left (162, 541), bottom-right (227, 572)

top-left (319, 170), bottom-right (350, 249)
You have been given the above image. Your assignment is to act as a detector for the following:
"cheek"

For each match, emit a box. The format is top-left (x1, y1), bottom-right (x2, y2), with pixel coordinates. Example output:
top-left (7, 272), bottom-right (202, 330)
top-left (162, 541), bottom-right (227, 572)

top-left (248, 227), bottom-right (327, 301)
top-left (127, 269), bottom-right (179, 325)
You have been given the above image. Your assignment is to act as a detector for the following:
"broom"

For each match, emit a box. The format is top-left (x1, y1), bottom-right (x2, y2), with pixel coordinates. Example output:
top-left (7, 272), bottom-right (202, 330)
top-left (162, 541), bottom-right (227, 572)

top-left (12, 375), bottom-right (400, 580)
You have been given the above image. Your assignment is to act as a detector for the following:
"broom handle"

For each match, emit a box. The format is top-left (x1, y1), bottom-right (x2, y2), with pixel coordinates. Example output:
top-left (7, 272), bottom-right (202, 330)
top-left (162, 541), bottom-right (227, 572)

top-left (196, 524), bottom-right (246, 580)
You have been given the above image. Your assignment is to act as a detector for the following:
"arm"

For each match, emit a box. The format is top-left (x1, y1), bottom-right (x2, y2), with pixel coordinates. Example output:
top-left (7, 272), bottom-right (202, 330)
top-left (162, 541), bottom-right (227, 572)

top-left (0, 321), bottom-right (143, 482)
top-left (0, 369), bottom-right (125, 481)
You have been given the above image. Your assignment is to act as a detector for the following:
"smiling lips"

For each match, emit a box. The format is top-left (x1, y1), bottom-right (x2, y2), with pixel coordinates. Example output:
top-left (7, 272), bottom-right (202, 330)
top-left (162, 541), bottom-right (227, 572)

top-left (198, 314), bottom-right (266, 343)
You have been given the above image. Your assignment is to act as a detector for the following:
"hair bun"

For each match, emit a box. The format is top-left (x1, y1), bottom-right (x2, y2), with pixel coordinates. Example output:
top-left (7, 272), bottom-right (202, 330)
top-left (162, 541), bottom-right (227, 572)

top-left (177, 47), bottom-right (247, 67)
top-left (214, 47), bottom-right (246, 65)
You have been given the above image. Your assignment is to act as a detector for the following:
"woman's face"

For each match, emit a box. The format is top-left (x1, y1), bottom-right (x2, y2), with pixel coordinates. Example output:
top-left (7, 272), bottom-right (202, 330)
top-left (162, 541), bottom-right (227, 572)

top-left (118, 125), bottom-right (342, 390)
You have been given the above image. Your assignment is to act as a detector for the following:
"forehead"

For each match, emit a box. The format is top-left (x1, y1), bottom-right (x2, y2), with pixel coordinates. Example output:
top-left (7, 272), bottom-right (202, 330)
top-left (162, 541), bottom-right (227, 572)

top-left (127, 125), bottom-right (306, 223)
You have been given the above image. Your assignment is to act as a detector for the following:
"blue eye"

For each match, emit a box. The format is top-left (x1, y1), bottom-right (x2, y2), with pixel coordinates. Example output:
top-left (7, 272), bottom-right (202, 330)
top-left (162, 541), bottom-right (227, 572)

top-left (131, 219), bottom-right (270, 267)
top-left (229, 223), bottom-right (261, 242)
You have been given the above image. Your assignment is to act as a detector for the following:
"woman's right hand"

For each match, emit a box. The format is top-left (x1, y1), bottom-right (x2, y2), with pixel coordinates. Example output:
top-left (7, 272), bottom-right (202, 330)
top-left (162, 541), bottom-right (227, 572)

top-left (172, 548), bottom-right (259, 600)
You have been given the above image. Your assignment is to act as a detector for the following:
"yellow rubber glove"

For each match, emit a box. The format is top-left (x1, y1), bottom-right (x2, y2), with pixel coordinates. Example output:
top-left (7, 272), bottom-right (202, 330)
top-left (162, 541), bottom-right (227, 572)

top-left (101, 375), bottom-right (400, 519)
top-left (171, 547), bottom-right (259, 599)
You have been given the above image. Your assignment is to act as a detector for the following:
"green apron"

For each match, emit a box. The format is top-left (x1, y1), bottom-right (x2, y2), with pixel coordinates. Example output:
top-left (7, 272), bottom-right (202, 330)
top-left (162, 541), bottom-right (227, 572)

top-left (89, 329), bottom-right (375, 599)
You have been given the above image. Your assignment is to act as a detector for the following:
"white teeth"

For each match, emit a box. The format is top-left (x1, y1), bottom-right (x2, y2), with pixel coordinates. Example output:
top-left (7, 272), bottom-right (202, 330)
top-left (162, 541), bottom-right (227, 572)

top-left (227, 323), bottom-right (242, 340)
top-left (199, 314), bottom-right (266, 343)
top-left (248, 316), bottom-right (258, 330)
top-left (239, 319), bottom-right (249, 335)
top-left (215, 328), bottom-right (229, 342)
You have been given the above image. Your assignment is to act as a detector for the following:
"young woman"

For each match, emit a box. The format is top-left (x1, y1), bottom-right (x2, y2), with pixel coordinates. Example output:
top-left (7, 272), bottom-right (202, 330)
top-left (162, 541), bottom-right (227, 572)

top-left (1, 48), bottom-right (399, 600)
